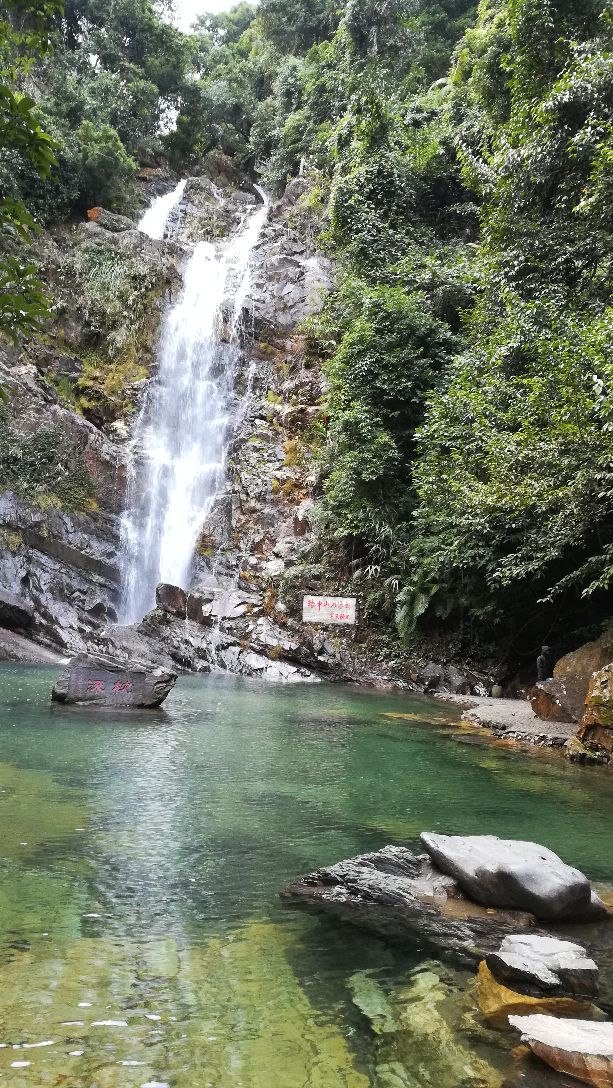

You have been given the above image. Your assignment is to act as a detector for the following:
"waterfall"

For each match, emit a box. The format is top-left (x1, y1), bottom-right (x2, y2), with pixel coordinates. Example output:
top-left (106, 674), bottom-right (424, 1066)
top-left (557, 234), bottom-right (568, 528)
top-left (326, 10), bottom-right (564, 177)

top-left (120, 186), bottom-right (269, 623)
top-left (138, 179), bottom-right (186, 239)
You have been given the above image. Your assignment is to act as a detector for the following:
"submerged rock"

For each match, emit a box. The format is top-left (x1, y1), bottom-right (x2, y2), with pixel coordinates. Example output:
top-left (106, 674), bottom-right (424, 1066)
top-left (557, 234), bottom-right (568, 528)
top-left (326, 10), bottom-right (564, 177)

top-left (389, 962), bottom-right (502, 1088)
top-left (486, 935), bottom-right (598, 999)
top-left (420, 833), bottom-right (608, 921)
top-left (476, 961), bottom-right (595, 1028)
top-left (51, 652), bottom-right (177, 707)
top-left (509, 1014), bottom-right (613, 1088)
top-left (348, 972), bottom-right (399, 1035)
top-left (282, 845), bottom-right (539, 961)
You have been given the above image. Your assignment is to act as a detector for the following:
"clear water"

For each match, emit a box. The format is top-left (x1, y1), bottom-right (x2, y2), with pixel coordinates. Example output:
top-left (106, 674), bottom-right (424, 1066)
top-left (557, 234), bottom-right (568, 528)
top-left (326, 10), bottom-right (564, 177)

top-left (1, 666), bottom-right (613, 1086)
top-left (121, 189), bottom-right (268, 623)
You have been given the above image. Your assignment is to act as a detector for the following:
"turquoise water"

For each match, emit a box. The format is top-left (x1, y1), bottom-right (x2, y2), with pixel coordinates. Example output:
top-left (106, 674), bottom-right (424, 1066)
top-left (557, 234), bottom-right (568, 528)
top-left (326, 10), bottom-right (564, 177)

top-left (0, 666), bottom-right (612, 1086)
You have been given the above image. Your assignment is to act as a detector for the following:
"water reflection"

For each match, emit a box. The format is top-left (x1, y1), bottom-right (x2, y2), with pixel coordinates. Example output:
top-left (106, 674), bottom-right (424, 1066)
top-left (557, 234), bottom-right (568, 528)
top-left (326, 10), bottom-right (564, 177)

top-left (0, 667), bottom-right (612, 1085)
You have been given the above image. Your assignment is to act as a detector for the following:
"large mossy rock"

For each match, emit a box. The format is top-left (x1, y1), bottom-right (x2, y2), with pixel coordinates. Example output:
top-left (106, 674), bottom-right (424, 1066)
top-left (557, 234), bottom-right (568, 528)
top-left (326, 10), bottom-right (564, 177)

top-left (578, 665), bottom-right (613, 759)
top-left (51, 652), bottom-right (177, 707)
top-left (420, 834), bottom-right (607, 922)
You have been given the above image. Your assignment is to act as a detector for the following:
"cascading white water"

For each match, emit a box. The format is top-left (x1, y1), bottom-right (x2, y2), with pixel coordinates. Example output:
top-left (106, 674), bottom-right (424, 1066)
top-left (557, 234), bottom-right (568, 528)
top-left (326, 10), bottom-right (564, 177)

top-left (120, 186), bottom-right (269, 623)
top-left (138, 179), bottom-right (186, 239)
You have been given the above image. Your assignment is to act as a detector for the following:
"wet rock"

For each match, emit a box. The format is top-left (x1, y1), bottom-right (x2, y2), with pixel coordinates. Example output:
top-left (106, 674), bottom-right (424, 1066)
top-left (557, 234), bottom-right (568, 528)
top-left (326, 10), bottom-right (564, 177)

top-left (420, 833), bottom-right (608, 922)
top-left (486, 935), bottom-right (599, 999)
top-left (211, 589), bottom-right (255, 621)
top-left (0, 588), bottom-right (34, 630)
top-left (476, 961), bottom-right (595, 1028)
top-left (509, 1014), bottom-right (613, 1088)
top-left (281, 846), bottom-right (540, 962)
top-left (51, 652), bottom-right (177, 707)
top-left (567, 736), bottom-right (609, 765)
top-left (109, 419), bottom-right (130, 442)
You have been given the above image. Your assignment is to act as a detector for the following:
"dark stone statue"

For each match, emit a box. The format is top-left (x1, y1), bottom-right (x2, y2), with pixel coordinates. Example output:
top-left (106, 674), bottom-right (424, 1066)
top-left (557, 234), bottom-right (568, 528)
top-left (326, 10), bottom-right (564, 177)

top-left (536, 645), bottom-right (552, 683)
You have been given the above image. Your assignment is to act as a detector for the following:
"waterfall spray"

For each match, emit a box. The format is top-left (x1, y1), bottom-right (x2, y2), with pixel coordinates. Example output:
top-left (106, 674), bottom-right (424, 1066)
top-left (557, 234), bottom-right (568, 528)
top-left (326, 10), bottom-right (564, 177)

top-left (120, 186), bottom-right (269, 623)
top-left (138, 179), bottom-right (186, 240)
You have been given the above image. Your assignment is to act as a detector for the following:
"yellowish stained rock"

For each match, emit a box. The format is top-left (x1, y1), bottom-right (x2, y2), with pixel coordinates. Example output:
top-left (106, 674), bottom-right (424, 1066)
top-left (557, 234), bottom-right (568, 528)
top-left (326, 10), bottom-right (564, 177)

top-left (476, 961), bottom-right (593, 1028)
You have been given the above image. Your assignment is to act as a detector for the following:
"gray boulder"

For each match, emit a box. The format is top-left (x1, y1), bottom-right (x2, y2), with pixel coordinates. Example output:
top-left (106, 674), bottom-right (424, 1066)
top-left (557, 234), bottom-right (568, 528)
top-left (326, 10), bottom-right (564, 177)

top-left (51, 652), bottom-right (177, 708)
top-left (486, 935), bottom-right (599, 999)
top-left (420, 833), bottom-right (608, 922)
top-left (282, 845), bottom-right (540, 962)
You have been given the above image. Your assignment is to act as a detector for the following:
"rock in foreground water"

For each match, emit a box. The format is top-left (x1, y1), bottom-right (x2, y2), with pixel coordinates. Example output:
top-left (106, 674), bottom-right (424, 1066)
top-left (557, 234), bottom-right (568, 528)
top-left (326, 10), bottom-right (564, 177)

top-left (420, 833), bottom-right (607, 921)
top-left (486, 935), bottom-right (599, 998)
top-left (281, 845), bottom-right (538, 961)
top-left (51, 652), bottom-right (177, 708)
top-left (476, 961), bottom-right (595, 1027)
top-left (509, 1014), bottom-right (613, 1088)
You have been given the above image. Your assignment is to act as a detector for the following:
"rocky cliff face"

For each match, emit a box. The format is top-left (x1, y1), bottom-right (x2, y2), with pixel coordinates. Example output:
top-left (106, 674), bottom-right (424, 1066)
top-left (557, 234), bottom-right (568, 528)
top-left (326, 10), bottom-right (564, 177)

top-left (0, 177), bottom-right (179, 659)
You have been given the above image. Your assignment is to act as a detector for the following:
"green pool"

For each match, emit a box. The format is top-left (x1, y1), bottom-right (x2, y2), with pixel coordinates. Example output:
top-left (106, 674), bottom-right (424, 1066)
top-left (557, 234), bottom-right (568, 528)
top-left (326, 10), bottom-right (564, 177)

top-left (0, 666), bottom-right (611, 1087)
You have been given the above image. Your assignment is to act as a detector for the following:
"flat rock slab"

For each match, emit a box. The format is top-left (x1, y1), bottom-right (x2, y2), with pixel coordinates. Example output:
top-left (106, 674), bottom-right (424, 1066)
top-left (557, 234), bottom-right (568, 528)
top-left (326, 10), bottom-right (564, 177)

top-left (51, 652), bottom-right (177, 708)
top-left (509, 1014), bottom-right (613, 1088)
top-left (281, 845), bottom-right (539, 962)
top-left (486, 934), bottom-right (598, 998)
top-left (420, 833), bottom-right (607, 921)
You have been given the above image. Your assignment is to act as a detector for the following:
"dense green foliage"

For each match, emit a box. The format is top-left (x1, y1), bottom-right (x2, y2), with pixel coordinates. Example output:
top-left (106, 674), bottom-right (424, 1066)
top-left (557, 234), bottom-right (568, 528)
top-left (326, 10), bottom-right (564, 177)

top-left (219, 0), bottom-right (613, 657)
top-left (0, 0), bottom-right (61, 340)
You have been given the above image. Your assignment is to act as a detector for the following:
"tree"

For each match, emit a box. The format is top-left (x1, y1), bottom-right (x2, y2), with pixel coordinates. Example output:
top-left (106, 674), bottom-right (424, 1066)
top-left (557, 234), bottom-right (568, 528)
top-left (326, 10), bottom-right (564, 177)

top-left (0, 0), bottom-right (62, 341)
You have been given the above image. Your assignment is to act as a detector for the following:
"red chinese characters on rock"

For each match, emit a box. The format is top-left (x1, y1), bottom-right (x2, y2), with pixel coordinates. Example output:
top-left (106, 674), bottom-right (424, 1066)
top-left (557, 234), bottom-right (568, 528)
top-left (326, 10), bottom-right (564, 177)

top-left (302, 595), bottom-right (357, 626)
top-left (85, 677), bottom-right (134, 695)
top-left (112, 679), bottom-right (133, 694)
